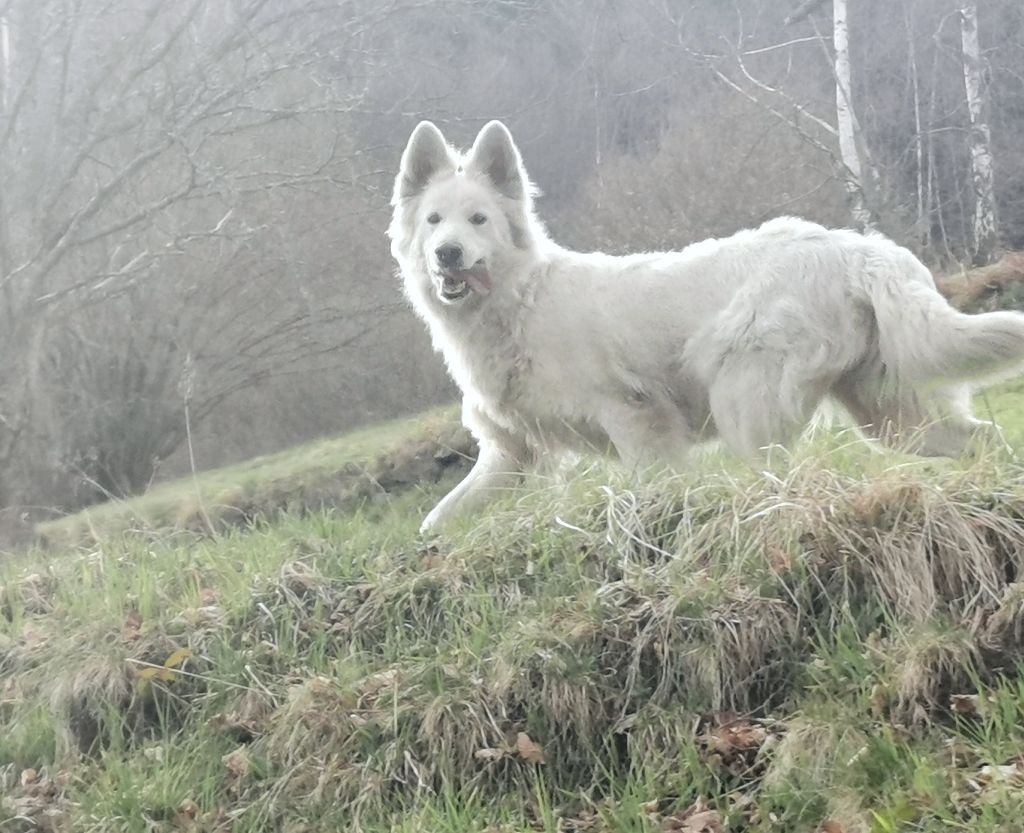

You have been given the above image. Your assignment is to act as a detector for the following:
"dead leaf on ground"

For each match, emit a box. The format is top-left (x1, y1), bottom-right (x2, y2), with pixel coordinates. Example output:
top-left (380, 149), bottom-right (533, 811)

top-left (768, 546), bottom-right (793, 574)
top-left (359, 669), bottom-right (400, 700)
top-left (820, 821), bottom-right (845, 833)
top-left (950, 693), bottom-right (981, 715)
top-left (164, 647), bottom-right (193, 670)
top-left (222, 746), bottom-right (251, 781)
top-left (21, 622), bottom-right (49, 649)
top-left (122, 609), bottom-right (143, 642)
top-left (475, 747), bottom-right (506, 762)
top-left (870, 683), bottom-right (889, 718)
top-left (136, 665), bottom-right (178, 684)
top-left (516, 731), bottom-right (546, 764)
top-left (135, 647), bottom-right (194, 690)
top-left (171, 799), bottom-right (201, 831)
top-left (663, 798), bottom-right (724, 833)
top-left (207, 697), bottom-right (269, 741)
top-left (4, 768), bottom-right (65, 830)
top-left (702, 717), bottom-right (770, 760)
top-left (563, 808), bottom-right (601, 831)
top-left (972, 758), bottom-right (1024, 791)
top-left (422, 553), bottom-right (447, 570)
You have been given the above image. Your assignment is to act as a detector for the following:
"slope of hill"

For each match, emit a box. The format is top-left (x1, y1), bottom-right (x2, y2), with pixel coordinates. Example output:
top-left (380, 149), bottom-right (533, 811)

top-left (34, 408), bottom-right (474, 551)
top-left (5, 385), bottom-right (1024, 832)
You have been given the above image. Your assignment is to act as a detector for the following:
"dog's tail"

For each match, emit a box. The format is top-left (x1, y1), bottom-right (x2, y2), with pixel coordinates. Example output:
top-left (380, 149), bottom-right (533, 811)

top-left (870, 248), bottom-right (1024, 386)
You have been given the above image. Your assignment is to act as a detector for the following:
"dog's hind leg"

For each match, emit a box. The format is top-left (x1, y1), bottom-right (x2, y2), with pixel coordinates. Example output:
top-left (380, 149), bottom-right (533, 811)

top-left (833, 369), bottom-right (1003, 457)
top-left (600, 398), bottom-right (694, 472)
top-left (708, 357), bottom-right (829, 459)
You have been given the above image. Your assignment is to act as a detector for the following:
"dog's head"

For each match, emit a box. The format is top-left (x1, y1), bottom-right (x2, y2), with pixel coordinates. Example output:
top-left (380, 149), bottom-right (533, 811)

top-left (388, 120), bottom-right (539, 307)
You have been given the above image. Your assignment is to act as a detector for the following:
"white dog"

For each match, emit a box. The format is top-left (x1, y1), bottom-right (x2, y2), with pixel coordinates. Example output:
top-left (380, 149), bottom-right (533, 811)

top-left (389, 120), bottom-right (1024, 532)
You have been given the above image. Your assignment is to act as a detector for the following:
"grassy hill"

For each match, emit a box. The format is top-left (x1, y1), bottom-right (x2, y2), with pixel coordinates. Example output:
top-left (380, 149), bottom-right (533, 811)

top-left (34, 407), bottom-right (475, 551)
top-left (6, 385), bottom-right (1024, 832)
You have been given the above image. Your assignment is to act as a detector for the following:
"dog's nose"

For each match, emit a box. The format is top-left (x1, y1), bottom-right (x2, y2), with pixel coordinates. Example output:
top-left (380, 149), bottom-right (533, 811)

top-left (435, 244), bottom-right (462, 268)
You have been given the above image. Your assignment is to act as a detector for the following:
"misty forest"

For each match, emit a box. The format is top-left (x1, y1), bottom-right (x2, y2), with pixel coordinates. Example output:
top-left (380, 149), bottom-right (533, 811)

top-left (1, 0), bottom-right (1022, 542)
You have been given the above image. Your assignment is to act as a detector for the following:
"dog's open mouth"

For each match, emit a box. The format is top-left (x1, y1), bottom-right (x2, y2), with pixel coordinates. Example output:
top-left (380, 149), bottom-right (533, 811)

top-left (437, 262), bottom-right (492, 303)
top-left (439, 274), bottom-right (471, 301)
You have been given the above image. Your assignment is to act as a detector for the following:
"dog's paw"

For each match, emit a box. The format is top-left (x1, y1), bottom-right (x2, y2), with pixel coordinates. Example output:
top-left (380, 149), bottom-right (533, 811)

top-left (419, 509), bottom-right (443, 535)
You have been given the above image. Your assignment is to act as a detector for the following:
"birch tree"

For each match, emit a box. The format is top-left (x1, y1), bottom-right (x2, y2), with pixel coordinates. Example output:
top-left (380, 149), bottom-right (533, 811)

top-left (832, 0), bottom-right (875, 229)
top-left (692, 0), bottom-right (881, 231)
top-left (959, 0), bottom-right (998, 265)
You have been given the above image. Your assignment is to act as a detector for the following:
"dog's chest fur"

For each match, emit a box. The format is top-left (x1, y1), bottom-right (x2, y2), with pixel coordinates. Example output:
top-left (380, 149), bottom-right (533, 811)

top-left (421, 285), bottom-right (534, 407)
top-left (419, 286), bottom-right (630, 455)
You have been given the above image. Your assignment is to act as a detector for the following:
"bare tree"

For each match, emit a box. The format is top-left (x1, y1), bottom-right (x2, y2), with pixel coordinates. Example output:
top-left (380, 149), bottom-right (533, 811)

top-left (682, 0), bottom-right (884, 231)
top-left (959, 0), bottom-right (998, 264)
top-left (0, 0), bottom-right (406, 509)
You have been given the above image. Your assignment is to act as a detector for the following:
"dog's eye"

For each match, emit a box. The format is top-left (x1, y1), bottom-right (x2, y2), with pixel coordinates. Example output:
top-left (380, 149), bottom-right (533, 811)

top-left (469, 212), bottom-right (487, 225)
top-left (426, 212), bottom-right (441, 224)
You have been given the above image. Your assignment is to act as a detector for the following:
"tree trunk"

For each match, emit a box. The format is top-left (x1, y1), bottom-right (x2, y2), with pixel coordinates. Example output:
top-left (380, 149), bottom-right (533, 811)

top-left (903, 1), bottom-right (926, 248)
top-left (959, 0), bottom-right (998, 265)
top-left (0, 14), bottom-right (10, 113)
top-left (833, 0), bottom-right (875, 230)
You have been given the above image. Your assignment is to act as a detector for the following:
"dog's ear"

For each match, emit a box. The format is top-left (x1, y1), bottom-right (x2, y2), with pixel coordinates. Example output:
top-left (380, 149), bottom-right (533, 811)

top-left (467, 121), bottom-right (525, 200)
top-left (396, 121), bottom-right (454, 201)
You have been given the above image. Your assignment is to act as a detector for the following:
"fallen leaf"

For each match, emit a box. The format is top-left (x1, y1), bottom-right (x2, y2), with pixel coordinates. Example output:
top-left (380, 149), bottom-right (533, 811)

top-left (977, 760), bottom-right (1024, 788)
top-left (142, 745), bottom-right (165, 763)
top-left (136, 665), bottom-right (178, 683)
top-left (664, 798), bottom-right (724, 833)
top-left (641, 799), bottom-right (661, 816)
top-left (422, 554), bottom-right (446, 570)
top-left (820, 821), bottom-right (845, 833)
top-left (950, 693), bottom-right (981, 715)
top-left (516, 731), bottom-right (546, 764)
top-left (136, 647), bottom-right (194, 689)
top-left (164, 647), bottom-right (193, 670)
top-left (564, 809), bottom-right (601, 831)
top-left (768, 546), bottom-right (793, 573)
top-left (474, 747), bottom-right (505, 761)
top-left (122, 609), bottom-right (143, 642)
top-left (359, 669), bottom-right (399, 699)
top-left (222, 746), bottom-right (250, 781)
top-left (676, 812), bottom-right (724, 833)
top-left (171, 799), bottom-right (200, 831)
top-left (21, 622), bottom-right (49, 649)
top-left (703, 719), bottom-right (768, 757)
top-left (870, 683), bottom-right (889, 718)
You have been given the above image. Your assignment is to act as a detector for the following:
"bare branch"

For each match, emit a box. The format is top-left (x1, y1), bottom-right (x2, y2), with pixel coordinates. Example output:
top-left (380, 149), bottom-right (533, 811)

top-left (784, 0), bottom-right (828, 27)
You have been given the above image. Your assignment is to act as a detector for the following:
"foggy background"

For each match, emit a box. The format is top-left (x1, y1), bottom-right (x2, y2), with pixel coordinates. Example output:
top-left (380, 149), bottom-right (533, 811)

top-left (0, 0), bottom-right (1021, 542)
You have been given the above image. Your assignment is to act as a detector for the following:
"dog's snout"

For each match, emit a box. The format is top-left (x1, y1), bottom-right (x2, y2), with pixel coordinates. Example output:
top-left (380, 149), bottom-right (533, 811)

top-left (435, 244), bottom-right (462, 268)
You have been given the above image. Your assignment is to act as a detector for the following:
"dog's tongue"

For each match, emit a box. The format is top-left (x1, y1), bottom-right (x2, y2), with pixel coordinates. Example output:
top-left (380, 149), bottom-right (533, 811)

top-left (462, 264), bottom-right (492, 296)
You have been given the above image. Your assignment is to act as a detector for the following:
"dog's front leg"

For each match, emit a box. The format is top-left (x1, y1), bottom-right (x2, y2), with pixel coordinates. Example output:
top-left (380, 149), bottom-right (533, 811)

top-left (420, 443), bottom-right (523, 534)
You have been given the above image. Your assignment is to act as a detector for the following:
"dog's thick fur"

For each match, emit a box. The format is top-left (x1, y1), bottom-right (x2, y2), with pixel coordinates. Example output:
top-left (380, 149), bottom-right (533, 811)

top-left (389, 120), bottom-right (1024, 532)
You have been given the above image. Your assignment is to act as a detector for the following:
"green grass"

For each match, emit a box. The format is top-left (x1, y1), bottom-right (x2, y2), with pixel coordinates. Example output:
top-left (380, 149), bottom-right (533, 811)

top-left (34, 406), bottom-right (472, 550)
top-left (5, 384), bottom-right (1024, 831)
